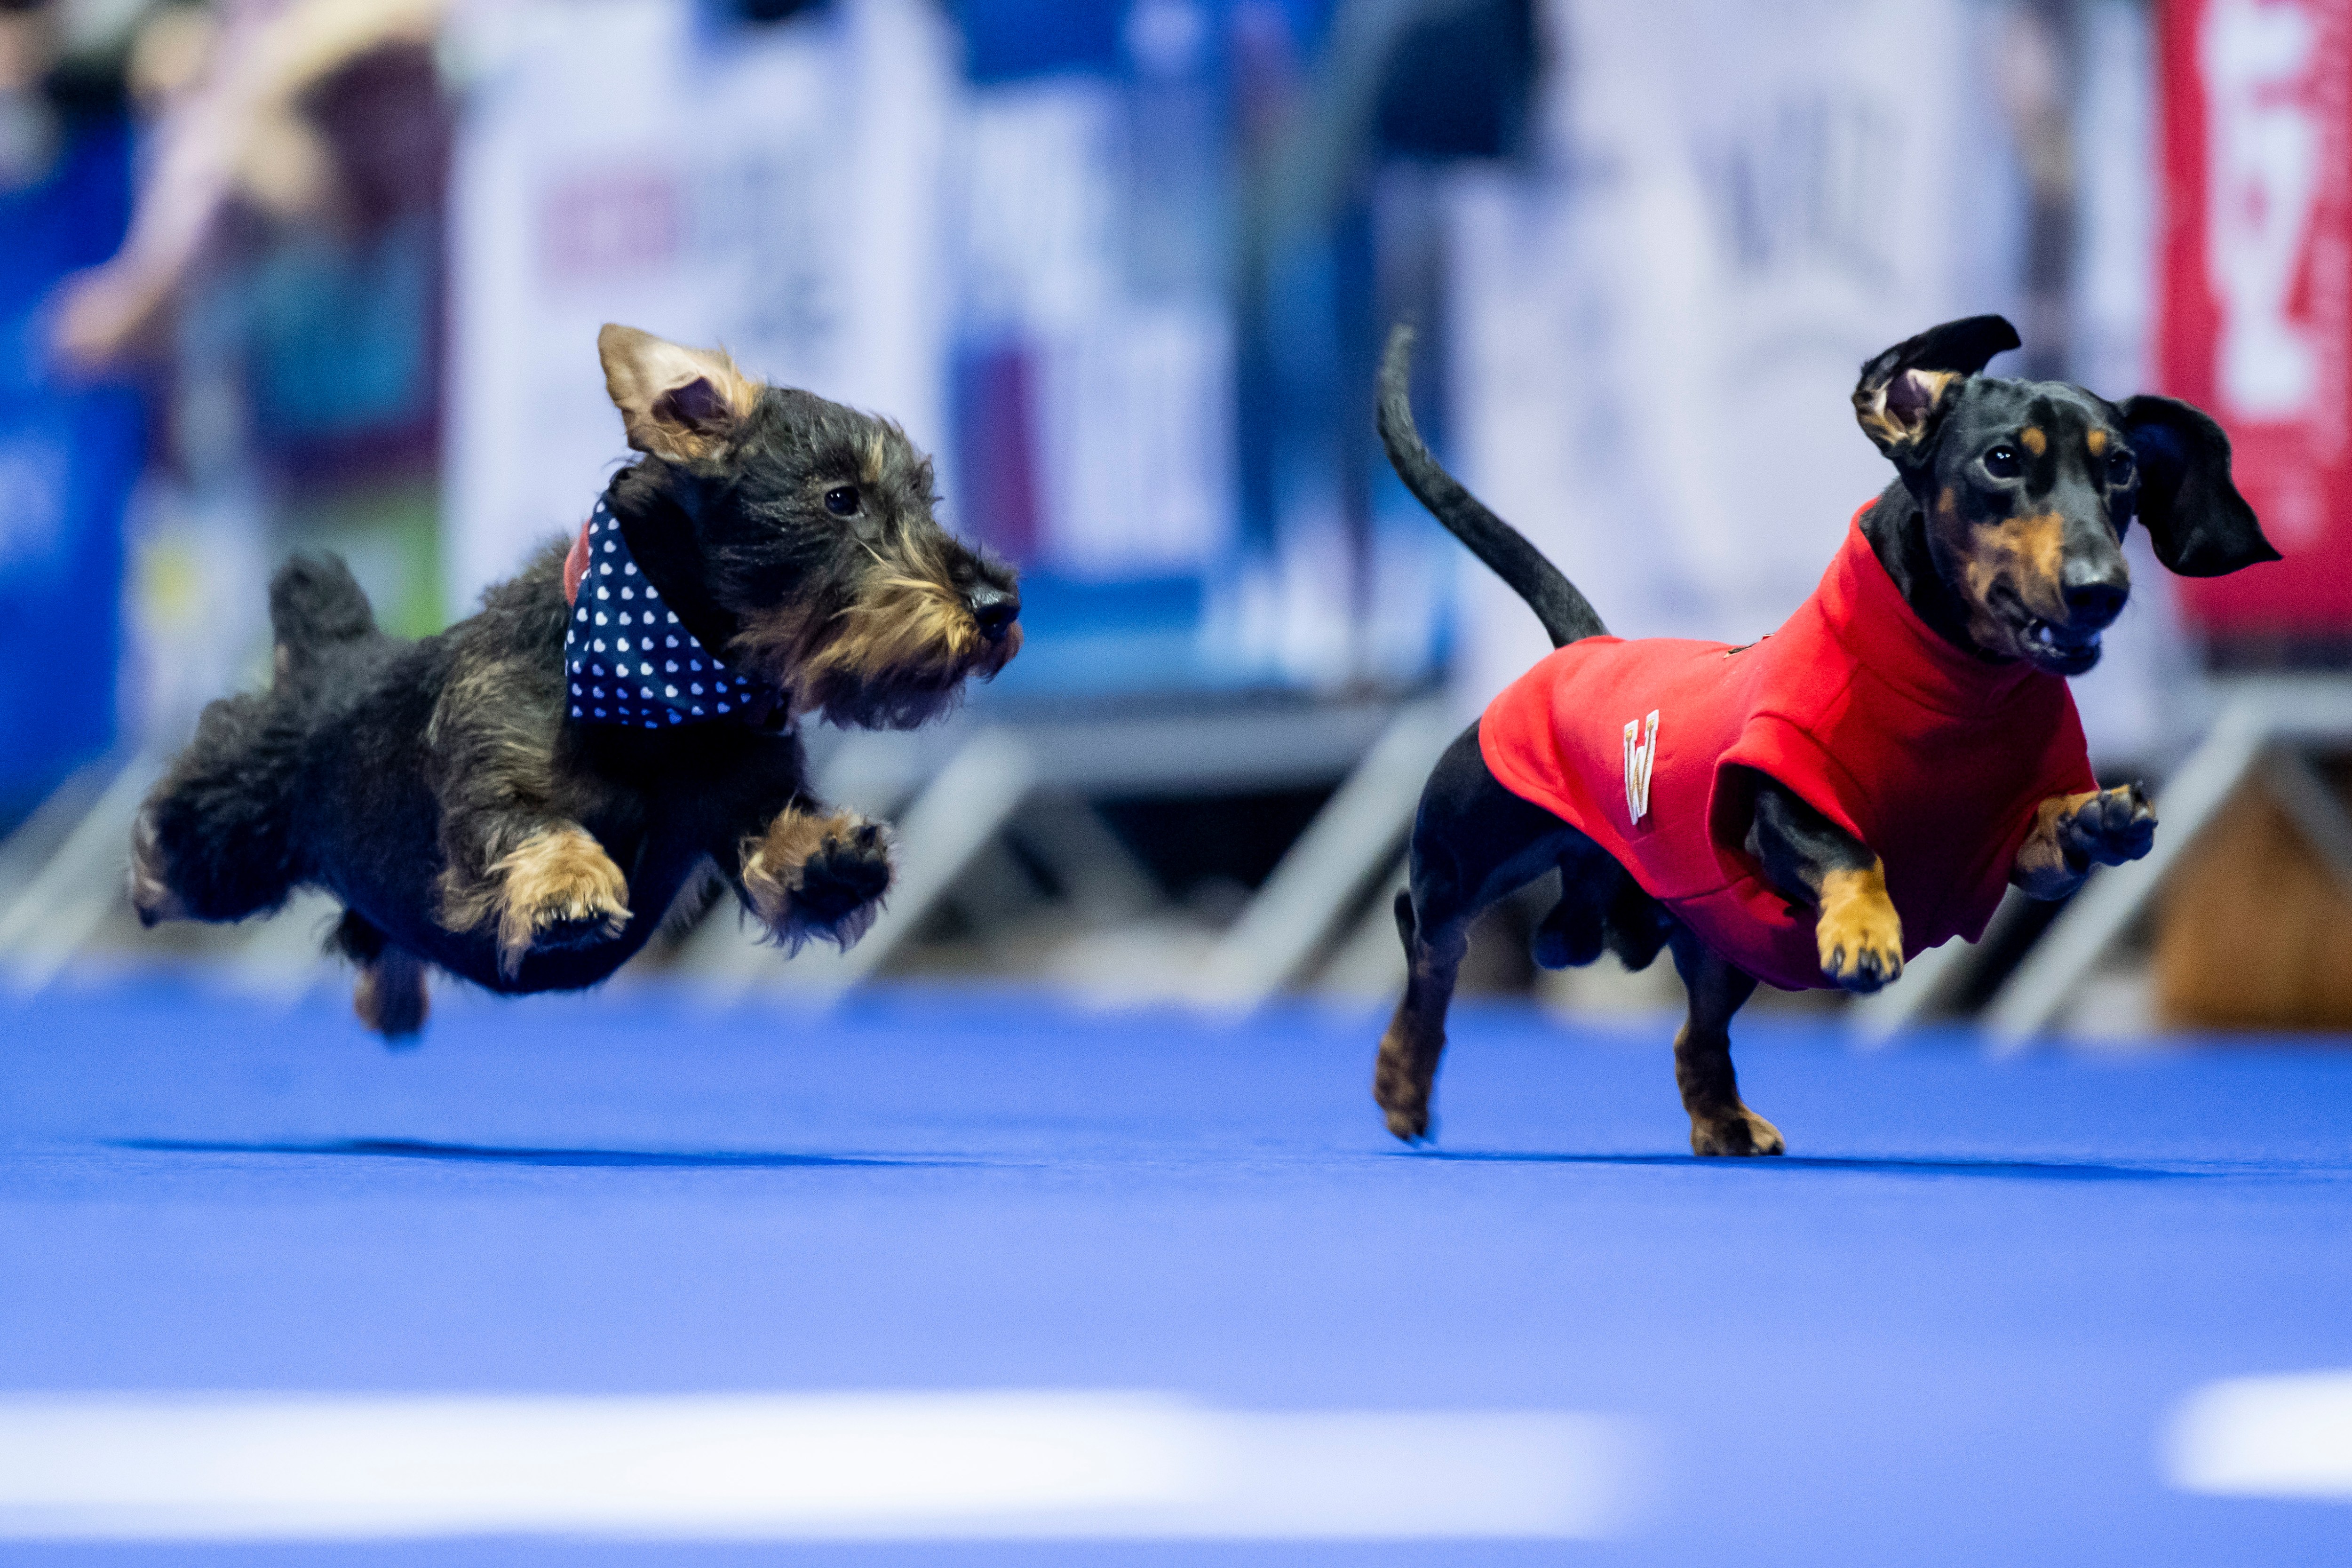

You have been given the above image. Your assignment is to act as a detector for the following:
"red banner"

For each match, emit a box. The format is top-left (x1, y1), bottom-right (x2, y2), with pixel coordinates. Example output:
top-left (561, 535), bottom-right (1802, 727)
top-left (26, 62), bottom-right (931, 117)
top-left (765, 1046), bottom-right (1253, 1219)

top-left (2158, 0), bottom-right (2352, 635)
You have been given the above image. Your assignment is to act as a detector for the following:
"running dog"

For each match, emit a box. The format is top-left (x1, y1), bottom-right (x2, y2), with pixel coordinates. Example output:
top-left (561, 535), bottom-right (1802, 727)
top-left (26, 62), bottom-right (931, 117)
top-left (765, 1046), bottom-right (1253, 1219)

top-left (1374, 315), bottom-right (2276, 1154)
top-left (132, 326), bottom-right (1021, 1038)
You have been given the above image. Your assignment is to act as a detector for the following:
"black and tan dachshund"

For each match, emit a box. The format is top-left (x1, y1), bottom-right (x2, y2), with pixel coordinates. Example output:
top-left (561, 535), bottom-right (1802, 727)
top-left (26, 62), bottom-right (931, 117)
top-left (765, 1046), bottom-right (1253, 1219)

top-left (132, 326), bottom-right (1020, 1038)
top-left (1375, 315), bottom-right (2277, 1154)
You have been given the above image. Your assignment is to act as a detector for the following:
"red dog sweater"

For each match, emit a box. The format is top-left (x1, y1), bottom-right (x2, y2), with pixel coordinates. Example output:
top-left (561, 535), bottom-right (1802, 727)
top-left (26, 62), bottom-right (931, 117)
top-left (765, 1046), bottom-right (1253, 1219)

top-left (1478, 505), bottom-right (2098, 991)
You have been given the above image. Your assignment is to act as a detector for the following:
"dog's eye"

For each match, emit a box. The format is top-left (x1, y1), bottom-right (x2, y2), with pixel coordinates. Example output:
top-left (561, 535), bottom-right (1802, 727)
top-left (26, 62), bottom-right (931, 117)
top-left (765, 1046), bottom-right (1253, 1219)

top-left (824, 486), bottom-right (858, 517)
top-left (1983, 445), bottom-right (2022, 479)
top-left (2104, 447), bottom-right (2135, 486)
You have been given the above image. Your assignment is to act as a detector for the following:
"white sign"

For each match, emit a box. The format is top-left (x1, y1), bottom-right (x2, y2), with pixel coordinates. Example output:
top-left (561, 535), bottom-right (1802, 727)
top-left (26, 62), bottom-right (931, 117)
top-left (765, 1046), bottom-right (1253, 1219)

top-left (443, 0), bottom-right (955, 606)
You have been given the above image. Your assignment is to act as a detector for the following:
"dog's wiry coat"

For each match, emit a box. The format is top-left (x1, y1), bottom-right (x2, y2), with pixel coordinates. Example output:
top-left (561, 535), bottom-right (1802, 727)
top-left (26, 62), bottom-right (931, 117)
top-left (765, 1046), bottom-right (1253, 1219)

top-left (131, 326), bottom-right (1020, 1034)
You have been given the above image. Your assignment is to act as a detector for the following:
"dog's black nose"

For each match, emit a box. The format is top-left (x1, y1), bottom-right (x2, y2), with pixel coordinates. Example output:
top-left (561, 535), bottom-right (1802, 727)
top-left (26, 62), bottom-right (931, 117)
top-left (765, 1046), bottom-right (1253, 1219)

top-left (968, 585), bottom-right (1019, 640)
top-left (2061, 558), bottom-right (2129, 631)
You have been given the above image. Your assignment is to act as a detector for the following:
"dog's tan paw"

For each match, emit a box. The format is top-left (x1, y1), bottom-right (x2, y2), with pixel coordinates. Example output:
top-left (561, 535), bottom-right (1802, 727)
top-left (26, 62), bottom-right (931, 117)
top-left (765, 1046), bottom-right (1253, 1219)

top-left (1815, 864), bottom-right (1903, 993)
top-left (1373, 1023), bottom-right (1439, 1144)
top-left (488, 827), bottom-right (631, 975)
top-left (742, 811), bottom-right (893, 951)
top-left (2056, 781), bottom-right (2156, 868)
top-left (1690, 1106), bottom-right (1785, 1157)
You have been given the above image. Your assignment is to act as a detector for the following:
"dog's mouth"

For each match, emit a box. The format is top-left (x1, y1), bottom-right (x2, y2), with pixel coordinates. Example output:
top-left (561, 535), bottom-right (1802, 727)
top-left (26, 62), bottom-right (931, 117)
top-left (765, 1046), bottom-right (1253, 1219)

top-left (2013, 613), bottom-right (2103, 675)
top-left (1981, 583), bottom-right (2104, 675)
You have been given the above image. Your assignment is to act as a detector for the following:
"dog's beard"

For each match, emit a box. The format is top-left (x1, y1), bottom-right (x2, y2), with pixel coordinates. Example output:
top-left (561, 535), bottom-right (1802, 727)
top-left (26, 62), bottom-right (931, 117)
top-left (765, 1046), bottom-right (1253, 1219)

top-left (731, 574), bottom-right (1019, 731)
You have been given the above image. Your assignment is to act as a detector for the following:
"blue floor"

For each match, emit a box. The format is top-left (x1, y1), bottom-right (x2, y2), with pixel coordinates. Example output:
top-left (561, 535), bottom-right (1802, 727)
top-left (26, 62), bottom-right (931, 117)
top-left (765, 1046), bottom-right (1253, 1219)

top-left (2, 976), bottom-right (2349, 1566)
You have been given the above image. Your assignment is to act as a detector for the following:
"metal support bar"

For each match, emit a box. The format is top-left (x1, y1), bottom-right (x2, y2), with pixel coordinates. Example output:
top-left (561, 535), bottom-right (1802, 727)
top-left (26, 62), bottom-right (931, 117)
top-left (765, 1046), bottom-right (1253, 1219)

top-left (1983, 677), bottom-right (2352, 1051)
top-left (1846, 903), bottom-right (1997, 1048)
top-left (0, 751), bottom-right (164, 992)
top-left (1193, 699), bottom-right (1457, 1005)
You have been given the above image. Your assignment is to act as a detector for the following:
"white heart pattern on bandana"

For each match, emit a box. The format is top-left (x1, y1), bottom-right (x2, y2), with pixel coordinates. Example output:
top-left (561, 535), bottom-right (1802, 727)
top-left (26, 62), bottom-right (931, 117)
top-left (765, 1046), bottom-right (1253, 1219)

top-left (563, 499), bottom-right (770, 730)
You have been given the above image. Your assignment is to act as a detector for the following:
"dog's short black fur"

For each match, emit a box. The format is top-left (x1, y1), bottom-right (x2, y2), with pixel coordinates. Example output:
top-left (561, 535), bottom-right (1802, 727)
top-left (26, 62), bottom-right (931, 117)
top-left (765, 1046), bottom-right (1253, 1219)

top-left (1375, 316), bottom-right (2277, 1154)
top-left (132, 326), bottom-right (1020, 1038)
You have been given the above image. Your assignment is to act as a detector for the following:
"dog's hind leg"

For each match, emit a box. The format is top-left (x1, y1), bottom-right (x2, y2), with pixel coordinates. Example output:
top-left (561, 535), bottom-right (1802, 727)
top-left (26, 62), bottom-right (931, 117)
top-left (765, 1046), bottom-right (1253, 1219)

top-left (132, 694), bottom-right (308, 926)
top-left (1377, 724), bottom-right (1590, 1142)
top-left (332, 911), bottom-right (429, 1042)
top-left (1666, 926), bottom-right (1780, 1156)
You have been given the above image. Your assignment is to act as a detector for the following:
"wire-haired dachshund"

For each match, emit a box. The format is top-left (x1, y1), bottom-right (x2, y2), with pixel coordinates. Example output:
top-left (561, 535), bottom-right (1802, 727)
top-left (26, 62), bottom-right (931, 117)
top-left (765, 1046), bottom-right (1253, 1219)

top-left (1375, 315), bottom-right (2277, 1154)
top-left (132, 326), bottom-right (1021, 1038)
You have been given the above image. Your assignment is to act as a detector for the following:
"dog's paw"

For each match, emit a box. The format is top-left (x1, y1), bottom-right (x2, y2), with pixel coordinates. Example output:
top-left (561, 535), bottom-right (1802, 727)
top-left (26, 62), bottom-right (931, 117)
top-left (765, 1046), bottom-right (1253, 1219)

top-left (354, 948), bottom-right (430, 1043)
top-left (127, 809), bottom-right (191, 926)
top-left (490, 826), bottom-right (631, 975)
top-left (1373, 1026), bottom-right (1439, 1144)
top-left (2056, 782), bottom-right (2155, 869)
top-left (791, 819), bottom-right (893, 940)
top-left (1815, 868), bottom-right (1903, 994)
top-left (1690, 1106), bottom-right (1785, 1157)
top-left (745, 812), bottom-right (894, 951)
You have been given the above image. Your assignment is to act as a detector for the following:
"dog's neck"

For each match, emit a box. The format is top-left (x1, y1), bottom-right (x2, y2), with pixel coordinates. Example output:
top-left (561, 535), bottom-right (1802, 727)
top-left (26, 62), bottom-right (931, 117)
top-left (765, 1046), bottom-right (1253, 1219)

top-left (604, 483), bottom-right (745, 665)
top-left (1859, 480), bottom-right (2007, 666)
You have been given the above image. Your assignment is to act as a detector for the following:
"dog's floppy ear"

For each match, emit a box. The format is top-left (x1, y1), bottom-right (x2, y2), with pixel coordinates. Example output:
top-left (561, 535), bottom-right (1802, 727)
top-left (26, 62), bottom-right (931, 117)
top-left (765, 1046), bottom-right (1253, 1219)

top-left (2118, 394), bottom-right (2280, 576)
top-left (598, 324), bottom-right (760, 461)
top-left (1852, 314), bottom-right (2022, 464)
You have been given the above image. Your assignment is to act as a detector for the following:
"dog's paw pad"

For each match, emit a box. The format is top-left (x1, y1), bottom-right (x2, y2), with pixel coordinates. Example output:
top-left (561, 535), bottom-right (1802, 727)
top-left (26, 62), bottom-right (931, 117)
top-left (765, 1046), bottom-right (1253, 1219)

top-left (2058, 783), bottom-right (2157, 868)
top-left (794, 827), bottom-right (893, 920)
top-left (1691, 1107), bottom-right (1785, 1157)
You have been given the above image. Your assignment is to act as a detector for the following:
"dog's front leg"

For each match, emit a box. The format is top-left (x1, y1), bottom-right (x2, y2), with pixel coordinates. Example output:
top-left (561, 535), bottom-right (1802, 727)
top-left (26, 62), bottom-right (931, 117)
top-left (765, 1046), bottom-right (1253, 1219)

top-left (438, 816), bottom-right (632, 979)
top-left (2011, 784), bottom-right (2156, 899)
top-left (1745, 777), bottom-right (1904, 992)
top-left (737, 806), bottom-right (895, 951)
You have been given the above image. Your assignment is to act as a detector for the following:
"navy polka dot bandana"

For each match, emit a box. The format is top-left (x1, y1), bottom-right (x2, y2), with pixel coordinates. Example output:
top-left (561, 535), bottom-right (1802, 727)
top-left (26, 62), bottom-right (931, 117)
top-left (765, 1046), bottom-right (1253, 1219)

top-left (562, 498), bottom-right (777, 730)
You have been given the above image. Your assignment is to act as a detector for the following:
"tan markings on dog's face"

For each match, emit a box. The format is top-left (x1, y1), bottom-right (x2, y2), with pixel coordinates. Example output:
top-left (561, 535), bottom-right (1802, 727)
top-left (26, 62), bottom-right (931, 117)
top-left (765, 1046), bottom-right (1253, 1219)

top-left (1952, 509), bottom-right (2068, 653)
top-left (861, 431), bottom-right (887, 486)
top-left (2019, 425), bottom-right (2047, 457)
top-left (2085, 428), bottom-right (2108, 457)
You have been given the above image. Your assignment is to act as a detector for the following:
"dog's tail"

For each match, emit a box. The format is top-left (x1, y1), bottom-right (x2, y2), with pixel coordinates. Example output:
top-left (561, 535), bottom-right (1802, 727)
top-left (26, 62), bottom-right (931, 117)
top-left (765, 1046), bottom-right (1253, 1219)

top-left (268, 554), bottom-right (379, 683)
top-left (1377, 324), bottom-right (1605, 647)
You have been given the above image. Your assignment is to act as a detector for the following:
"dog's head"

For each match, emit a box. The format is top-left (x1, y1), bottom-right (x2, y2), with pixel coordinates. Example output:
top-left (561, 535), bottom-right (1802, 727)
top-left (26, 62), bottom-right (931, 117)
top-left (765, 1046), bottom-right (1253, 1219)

top-left (598, 325), bottom-right (1020, 728)
top-left (1853, 315), bottom-right (2277, 675)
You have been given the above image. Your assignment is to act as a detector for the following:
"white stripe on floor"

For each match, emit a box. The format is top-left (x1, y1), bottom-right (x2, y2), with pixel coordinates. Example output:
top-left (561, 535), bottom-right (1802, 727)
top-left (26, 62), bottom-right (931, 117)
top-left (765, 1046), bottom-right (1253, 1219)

top-left (0, 1391), bottom-right (1641, 1540)
top-left (2166, 1370), bottom-right (2352, 1499)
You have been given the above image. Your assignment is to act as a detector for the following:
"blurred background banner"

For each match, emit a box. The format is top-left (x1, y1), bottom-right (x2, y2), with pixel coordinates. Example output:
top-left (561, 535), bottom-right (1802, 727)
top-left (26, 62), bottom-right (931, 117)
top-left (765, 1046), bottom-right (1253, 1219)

top-left (1447, 0), bottom-right (1994, 710)
top-left (445, 0), bottom-right (957, 609)
top-left (2158, 0), bottom-right (2352, 651)
top-left (0, 42), bottom-right (138, 826)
